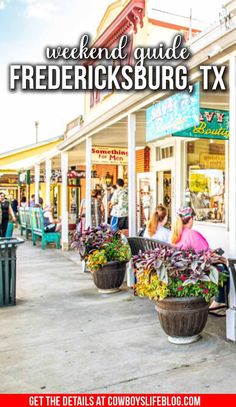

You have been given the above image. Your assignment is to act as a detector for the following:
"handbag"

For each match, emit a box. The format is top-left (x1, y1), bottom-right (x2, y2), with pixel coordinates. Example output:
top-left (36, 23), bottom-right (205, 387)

top-left (44, 224), bottom-right (56, 232)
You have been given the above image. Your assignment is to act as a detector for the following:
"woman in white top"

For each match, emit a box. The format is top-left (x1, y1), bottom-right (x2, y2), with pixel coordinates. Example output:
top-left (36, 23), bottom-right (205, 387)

top-left (144, 204), bottom-right (170, 243)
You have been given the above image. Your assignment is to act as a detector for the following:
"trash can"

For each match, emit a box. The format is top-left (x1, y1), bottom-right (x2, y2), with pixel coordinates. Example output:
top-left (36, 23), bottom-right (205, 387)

top-left (0, 237), bottom-right (24, 307)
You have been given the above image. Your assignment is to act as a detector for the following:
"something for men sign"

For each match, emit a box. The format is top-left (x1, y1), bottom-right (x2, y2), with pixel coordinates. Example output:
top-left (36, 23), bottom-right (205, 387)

top-left (92, 147), bottom-right (128, 165)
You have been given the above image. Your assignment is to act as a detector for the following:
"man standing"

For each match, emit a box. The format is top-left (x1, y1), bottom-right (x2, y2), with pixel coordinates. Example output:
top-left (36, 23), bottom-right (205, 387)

top-left (0, 192), bottom-right (16, 237)
top-left (110, 179), bottom-right (128, 231)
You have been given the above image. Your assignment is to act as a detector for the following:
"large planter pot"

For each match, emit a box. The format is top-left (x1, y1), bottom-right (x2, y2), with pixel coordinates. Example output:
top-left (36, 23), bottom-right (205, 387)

top-left (92, 261), bottom-right (127, 293)
top-left (156, 296), bottom-right (209, 344)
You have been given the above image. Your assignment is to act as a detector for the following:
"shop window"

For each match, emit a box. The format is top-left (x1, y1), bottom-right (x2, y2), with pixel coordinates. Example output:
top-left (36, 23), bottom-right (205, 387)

top-left (186, 139), bottom-right (225, 223)
top-left (156, 146), bottom-right (174, 161)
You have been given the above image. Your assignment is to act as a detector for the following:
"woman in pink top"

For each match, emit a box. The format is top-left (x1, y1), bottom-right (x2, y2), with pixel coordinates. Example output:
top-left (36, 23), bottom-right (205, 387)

top-left (171, 207), bottom-right (228, 311)
top-left (170, 207), bottom-right (209, 252)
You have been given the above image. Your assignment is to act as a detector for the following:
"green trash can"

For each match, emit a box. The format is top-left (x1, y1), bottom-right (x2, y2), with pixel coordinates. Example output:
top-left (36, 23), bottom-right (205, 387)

top-left (0, 237), bottom-right (24, 307)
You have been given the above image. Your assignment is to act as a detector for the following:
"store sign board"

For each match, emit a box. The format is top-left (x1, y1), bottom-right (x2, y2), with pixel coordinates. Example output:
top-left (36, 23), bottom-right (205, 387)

top-left (174, 108), bottom-right (229, 140)
top-left (92, 146), bottom-right (128, 165)
top-left (146, 83), bottom-right (200, 142)
top-left (199, 153), bottom-right (225, 170)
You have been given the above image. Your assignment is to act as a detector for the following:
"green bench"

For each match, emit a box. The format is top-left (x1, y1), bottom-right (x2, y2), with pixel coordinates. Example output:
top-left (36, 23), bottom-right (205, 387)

top-left (18, 207), bottom-right (32, 239)
top-left (30, 208), bottom-right (61, 250)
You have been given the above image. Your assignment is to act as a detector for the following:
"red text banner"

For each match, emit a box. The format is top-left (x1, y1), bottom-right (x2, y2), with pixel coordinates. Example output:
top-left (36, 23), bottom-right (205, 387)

top-left (0, 394), bottom-right (236, 407)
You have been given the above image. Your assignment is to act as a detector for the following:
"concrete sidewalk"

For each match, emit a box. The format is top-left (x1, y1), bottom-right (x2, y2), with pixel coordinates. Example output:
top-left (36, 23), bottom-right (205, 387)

top-left (0, 240), bottom-right (236, 393)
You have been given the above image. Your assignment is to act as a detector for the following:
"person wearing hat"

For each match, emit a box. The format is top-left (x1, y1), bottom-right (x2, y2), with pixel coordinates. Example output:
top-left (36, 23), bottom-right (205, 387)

top-left (170, 207), bottom-right (209, 252)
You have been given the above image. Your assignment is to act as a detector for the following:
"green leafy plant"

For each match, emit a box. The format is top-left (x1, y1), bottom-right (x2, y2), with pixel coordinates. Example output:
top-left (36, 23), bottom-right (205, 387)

top-left (71, 224), bottom-right (131, 272)
top-left (133, 247), bottom-right (227, 302)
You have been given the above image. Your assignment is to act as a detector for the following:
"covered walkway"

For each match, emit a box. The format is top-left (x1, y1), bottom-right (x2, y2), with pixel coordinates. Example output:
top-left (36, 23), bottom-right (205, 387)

top-left (0, 241), bottom-right (236, 393)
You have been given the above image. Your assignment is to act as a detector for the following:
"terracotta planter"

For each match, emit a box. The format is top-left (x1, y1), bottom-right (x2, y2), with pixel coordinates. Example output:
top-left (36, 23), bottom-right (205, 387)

top-left (156, 296), bottom-right (209, 344)
top-left (92, 261), bottom-right (127, 293)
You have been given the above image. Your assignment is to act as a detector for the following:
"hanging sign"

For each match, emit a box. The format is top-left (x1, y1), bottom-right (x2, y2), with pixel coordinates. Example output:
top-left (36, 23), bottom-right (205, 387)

top-left (92, 146), bottom-right (128, 165)
top-left (174, 108), bottom-right (229, 140)
top-left (146, 83), bottom-right (200, 142)
top-left (18, 170), bottom-right (30, 185)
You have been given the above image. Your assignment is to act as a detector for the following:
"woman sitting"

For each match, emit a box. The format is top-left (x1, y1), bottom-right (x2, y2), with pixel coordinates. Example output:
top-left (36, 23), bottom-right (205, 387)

top-left (43, 205), bottom-right (61, 233)
top-left (144, 204), bottom-right (170, 243)
top-left (171, 207), bottom-right (228, 310)
top-left (170, 207), bottom-right (209, 251)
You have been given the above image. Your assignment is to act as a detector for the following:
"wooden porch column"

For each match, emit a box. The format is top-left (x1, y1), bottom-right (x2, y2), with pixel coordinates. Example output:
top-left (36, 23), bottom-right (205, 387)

top-left (85, 137), bottom-right (92, 228)
top-left (127, 113), bottom-right (137, 287)
top-left (34, 164), bottom-right (40, 205)
top-left (45, 159), bottom-right (52, 207)
top-left (128, 113), bottom-right (137, 236)
top-left (61, 151), bottom-right (69, 251)
top-left (227, 55), bottom-right (236, 342)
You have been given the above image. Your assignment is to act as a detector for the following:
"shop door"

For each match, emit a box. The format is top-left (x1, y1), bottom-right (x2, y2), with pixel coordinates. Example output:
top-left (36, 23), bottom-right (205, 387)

top-left (157, 170), bottom-right (172, 226)
top-left (137, 172), bottom-right (157, 229)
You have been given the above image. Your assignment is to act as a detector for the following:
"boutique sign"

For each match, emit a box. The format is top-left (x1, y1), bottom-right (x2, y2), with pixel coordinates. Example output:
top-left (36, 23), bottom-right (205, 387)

top-left (92, 147), bottom-right (128, 165)
top-left (146, 83), bottom-right (200, 142)
top-left (174, 108), bottom-right (229, 140)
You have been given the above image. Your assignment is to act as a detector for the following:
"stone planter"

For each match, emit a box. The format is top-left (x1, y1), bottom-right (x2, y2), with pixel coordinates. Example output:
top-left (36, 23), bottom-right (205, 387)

top-left (92, 261), bottom-right (127, 293)
top-left (156, 296), bottom-right (209, 344)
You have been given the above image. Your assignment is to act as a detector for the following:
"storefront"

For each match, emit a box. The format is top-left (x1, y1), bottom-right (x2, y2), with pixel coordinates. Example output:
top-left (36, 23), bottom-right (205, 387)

top-left (144, 78), bottom-right (229, 251)
top-left (22, 0), bottom-right (236, 341)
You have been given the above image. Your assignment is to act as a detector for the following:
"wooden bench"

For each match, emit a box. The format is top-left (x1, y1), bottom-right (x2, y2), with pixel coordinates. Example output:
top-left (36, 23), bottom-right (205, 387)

top-left (30, 208), bottom-right (61, 250)
top-left (18, 207), bottom-right (32, 239)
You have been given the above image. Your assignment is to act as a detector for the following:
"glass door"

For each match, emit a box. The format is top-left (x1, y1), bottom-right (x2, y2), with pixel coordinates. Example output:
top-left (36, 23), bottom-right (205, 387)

top-left (157, 170), bottom-right (172, 226)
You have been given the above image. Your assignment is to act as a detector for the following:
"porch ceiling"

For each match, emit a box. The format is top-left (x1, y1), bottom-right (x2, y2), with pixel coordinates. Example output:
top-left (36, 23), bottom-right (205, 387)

top-left (52, 112), bottom-right (147, 168)
top-left (90, 111), bottom-right (146, 148)
top-left (57, 89), bottom-right (229, 169)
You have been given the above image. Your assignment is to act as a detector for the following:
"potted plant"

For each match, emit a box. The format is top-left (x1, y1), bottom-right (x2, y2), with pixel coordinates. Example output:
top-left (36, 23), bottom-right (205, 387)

top-left (133, 246), bottom-right (227, 344)
top-left (72, 224), bottom-right (131, 293)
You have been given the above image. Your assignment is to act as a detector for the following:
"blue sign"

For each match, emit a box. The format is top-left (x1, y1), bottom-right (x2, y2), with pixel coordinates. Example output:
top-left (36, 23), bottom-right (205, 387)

top-left (146, 83), bottom-right (200, 142)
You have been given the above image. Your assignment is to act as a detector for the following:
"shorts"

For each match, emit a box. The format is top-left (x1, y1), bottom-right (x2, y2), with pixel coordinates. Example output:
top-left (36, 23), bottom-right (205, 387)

top-left (117, 216), bottom-right (128, 230)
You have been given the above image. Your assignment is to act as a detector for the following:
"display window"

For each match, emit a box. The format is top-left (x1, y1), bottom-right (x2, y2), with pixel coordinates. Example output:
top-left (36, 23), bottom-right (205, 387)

top-left (137, 172), bottom-right (157, 229)
top-left (186, 139), bottom-right (226, 223)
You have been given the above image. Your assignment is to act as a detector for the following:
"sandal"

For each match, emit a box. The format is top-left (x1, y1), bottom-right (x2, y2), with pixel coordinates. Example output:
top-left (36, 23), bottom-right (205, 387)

top-left (208, 308), bottom-right (226, 317)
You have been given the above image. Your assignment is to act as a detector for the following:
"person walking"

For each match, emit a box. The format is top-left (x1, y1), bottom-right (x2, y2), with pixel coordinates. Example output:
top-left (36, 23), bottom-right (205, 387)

top-left (110, 179), bottom-right (128, 231)
top-left (91, 189), bottom-right (104, 227)
top-left (0, 192), bottom-right (16, 237)
top-left (11, 197), bottom-right (18, 216)
top-left (107, 185), bottom-right (117, 224)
